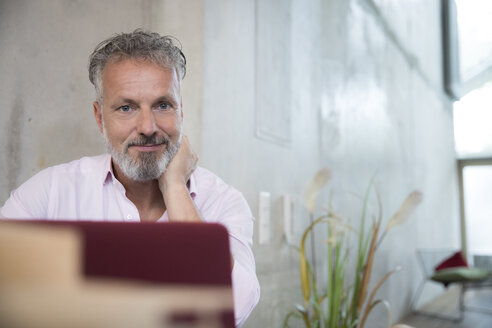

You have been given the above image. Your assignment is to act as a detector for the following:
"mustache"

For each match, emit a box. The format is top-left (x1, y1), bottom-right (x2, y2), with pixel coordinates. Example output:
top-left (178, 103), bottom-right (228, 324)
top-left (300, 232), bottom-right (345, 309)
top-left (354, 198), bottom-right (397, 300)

top-left (125, 134), bottom-right (170, 150)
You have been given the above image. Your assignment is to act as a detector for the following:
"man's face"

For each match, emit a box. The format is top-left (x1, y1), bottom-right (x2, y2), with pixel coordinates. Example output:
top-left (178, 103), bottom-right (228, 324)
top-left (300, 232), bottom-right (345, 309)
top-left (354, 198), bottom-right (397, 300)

top-left (93, 58), bottom-right (183, 181)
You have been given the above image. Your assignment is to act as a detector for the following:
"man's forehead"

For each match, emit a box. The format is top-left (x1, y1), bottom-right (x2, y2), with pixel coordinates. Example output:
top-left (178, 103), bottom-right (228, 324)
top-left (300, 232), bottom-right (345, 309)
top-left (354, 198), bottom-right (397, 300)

top-left (102, 59), bottom-right (180, 90)
top-left (103, 58), bottom-right (176, 76)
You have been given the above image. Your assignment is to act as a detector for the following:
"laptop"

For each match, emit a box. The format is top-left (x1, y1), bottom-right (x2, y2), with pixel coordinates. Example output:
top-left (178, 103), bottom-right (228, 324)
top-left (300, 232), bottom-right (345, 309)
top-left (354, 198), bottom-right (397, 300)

top-left (0, 220), bottom-right (234, 327)
top-left (38, 221), bottom-right (233, 286)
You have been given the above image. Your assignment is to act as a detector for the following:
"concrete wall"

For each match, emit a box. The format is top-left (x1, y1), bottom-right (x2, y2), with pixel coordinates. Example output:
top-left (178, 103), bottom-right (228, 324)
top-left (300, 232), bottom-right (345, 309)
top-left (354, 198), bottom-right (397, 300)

top-left (0, 0), bottom-right (460, 327)
top-left (0, 0), bottom-right (153, 200)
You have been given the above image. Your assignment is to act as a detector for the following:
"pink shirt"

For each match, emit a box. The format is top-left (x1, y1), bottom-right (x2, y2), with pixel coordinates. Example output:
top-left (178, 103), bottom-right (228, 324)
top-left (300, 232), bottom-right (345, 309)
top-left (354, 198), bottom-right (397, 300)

top-left (0, 154), bottom-right (260, 327)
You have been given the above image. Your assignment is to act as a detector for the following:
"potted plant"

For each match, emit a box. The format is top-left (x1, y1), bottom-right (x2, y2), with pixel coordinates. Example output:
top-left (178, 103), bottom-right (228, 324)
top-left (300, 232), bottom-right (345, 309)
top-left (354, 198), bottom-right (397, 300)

top-left (284, 169), bottom-right (421, 328)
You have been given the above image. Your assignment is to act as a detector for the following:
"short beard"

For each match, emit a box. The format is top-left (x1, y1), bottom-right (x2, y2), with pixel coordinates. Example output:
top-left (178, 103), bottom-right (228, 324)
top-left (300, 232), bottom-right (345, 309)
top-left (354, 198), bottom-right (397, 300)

top-left (103, 127), bottom-right (181, 182)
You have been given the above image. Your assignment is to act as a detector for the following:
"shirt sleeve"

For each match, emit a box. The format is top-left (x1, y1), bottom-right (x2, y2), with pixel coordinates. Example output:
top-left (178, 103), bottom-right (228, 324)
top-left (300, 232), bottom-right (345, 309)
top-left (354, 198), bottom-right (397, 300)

top-left (216, 189), bottom-right (260, 327)
top-left (0, 167), bottom-right (53, 219)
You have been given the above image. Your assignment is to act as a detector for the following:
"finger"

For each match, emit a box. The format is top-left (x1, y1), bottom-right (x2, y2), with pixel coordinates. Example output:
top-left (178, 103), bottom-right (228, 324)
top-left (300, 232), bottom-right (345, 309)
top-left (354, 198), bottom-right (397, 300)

top-left (183, 135), bottom-right (190, 146)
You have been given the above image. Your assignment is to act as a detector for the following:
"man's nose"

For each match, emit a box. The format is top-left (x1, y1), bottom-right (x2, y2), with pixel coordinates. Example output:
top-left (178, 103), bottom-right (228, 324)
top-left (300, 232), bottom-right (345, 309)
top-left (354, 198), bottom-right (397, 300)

top-left (136, 107), bottom-right (157, 136)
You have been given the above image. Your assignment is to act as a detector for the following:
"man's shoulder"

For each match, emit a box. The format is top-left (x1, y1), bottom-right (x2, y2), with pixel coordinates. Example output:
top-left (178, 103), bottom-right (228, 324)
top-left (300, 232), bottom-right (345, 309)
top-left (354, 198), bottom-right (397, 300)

top-left (48, 154), bottom-right (110, 175)
top-left (21, 154), bottom-right (107, 179)
top-left (193, 166), bottom-right (230, 191)
top-left (192, 166), bottom-right (245, 200)
top-left (38, 154), bottom-right (111, 176)
top-left (23, 154), bottom-right (110, 189)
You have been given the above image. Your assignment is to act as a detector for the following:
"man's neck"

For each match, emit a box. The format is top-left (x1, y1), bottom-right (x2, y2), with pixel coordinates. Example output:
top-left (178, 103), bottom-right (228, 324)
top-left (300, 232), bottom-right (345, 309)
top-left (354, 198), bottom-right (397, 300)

top-left (112, 162), bottom-right (165, 221)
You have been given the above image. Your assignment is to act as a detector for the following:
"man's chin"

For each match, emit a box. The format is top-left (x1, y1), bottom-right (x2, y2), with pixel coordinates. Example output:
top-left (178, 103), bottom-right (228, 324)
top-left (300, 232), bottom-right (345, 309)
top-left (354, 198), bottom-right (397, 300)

top-left (124, 165), bottom-right (164, 182)
top-left (110, 154), bottom-right (164, 181)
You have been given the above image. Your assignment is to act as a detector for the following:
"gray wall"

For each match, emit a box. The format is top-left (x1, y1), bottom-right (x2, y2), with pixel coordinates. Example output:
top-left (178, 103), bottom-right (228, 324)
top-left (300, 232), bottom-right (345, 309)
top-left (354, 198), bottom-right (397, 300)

top-left (0, 0), bottom-right (460, 327)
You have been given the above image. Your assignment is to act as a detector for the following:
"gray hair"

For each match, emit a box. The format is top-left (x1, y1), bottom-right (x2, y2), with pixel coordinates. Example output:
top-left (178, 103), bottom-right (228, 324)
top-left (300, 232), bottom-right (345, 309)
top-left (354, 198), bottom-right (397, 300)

top-left (88, 29), bottom-right (186, 103)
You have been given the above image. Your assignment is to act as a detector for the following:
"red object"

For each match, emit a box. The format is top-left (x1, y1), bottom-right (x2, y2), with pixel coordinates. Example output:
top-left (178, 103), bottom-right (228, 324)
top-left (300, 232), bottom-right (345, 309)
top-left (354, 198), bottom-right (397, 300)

top-left (435, 251), bottom-right (469, 271)
top-left (1, 220), bottom-right (235, 327)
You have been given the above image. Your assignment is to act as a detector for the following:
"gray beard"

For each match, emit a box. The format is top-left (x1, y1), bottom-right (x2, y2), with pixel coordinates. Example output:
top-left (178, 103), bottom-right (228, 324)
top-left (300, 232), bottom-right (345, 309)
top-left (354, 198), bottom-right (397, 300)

top-left (103, 132), bottom-right (181, 182)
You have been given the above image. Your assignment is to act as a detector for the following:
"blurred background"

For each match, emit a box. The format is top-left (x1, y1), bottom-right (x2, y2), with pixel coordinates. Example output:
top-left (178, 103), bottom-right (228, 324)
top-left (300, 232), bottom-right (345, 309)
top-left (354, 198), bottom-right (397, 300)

top-left (1, 0), bottom-right (491, 326)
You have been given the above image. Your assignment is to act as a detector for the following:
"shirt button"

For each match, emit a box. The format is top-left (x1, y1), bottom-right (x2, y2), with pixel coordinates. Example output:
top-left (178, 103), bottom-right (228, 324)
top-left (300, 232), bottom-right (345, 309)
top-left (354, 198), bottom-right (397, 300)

top-left (126, 214), bottom-right (133, 220)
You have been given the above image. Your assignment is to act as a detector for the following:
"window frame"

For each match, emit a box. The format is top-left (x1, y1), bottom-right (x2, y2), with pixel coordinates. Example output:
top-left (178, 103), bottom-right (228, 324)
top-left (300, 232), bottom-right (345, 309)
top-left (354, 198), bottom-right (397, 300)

top-left (442, 0), bottom-right (492, 99)
top-left (457, 158), bottom-right (492, 256)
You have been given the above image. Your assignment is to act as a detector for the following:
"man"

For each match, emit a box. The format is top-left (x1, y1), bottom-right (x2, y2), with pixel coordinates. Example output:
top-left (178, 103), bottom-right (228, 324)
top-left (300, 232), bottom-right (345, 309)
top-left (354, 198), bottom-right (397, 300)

top-left (0, 29), bottom-right (259, 327)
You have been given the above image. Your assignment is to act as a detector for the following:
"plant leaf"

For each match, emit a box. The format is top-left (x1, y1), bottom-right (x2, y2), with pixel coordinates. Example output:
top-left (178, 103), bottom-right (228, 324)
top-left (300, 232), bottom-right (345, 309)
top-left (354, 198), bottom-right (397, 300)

top-left (359, 267), bottom-right (400, 328)
top-left (295, 304), bottom-right (312, 328)
top-left (385, 191), bottom-right (423, 232)
top-left (310, 296), bottom-right (326, 325)
top-left (303, 168), bottom-right (331, 214)
top-left (348, 178), bottom-right (375, 323)
top-left (359, 299), bottom-right (391, 328)
top-left (282, 311), bottom-right (304, 328)
top-left (299, 246), bottom-right (311, 306)
top-left (299, 215), bottom-right (329, 306)
top-left (356, 220), bottom-right (380, 315)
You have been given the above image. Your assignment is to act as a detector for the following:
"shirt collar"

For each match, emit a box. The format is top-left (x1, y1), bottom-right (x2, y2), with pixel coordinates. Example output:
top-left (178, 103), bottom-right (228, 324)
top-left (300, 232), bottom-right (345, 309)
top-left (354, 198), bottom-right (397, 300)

top-left (102, 154), bottom-right (114, 185)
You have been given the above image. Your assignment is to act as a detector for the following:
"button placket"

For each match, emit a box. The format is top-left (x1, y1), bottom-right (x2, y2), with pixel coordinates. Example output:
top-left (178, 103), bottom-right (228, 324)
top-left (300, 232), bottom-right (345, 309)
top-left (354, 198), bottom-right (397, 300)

top-left (113, 179), bottom-right (139, 222)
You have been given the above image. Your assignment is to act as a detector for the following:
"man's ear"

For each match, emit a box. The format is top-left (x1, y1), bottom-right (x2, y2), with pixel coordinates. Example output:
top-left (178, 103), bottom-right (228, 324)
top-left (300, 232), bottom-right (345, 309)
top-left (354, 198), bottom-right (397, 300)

top-left (93, 101), bottom-right (104, 133)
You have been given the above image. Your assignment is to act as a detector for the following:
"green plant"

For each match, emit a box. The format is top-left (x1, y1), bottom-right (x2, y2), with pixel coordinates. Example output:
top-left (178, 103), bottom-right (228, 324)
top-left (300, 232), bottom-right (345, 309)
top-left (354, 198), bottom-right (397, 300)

top-left (283, 169), bottom-right (422, 328)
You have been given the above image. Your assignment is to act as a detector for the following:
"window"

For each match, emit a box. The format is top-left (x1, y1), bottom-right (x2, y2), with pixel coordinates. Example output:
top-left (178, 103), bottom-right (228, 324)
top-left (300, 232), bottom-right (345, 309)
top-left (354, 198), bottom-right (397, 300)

top-left (443, 0), bottom-right (492, 99)
top-left (453, 82), bottom-right (492, 158)
top-left (460, 164), bottom-right (492, 255)
top-left (444, 0), bottom-right (492, 256)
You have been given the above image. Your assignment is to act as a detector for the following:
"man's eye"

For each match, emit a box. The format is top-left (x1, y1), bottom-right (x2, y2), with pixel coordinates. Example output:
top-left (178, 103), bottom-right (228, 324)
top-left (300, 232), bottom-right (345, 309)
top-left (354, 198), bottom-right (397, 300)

top-left (158, 103), bottom-right (170, 110)
top-left (119, 105), bottom-right (132, 112)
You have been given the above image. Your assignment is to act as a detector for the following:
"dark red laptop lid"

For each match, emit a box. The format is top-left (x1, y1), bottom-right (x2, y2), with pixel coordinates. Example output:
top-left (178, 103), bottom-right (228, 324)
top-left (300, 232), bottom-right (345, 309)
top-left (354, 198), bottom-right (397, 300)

top-left (13, 221), bottom-right (232, 286)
